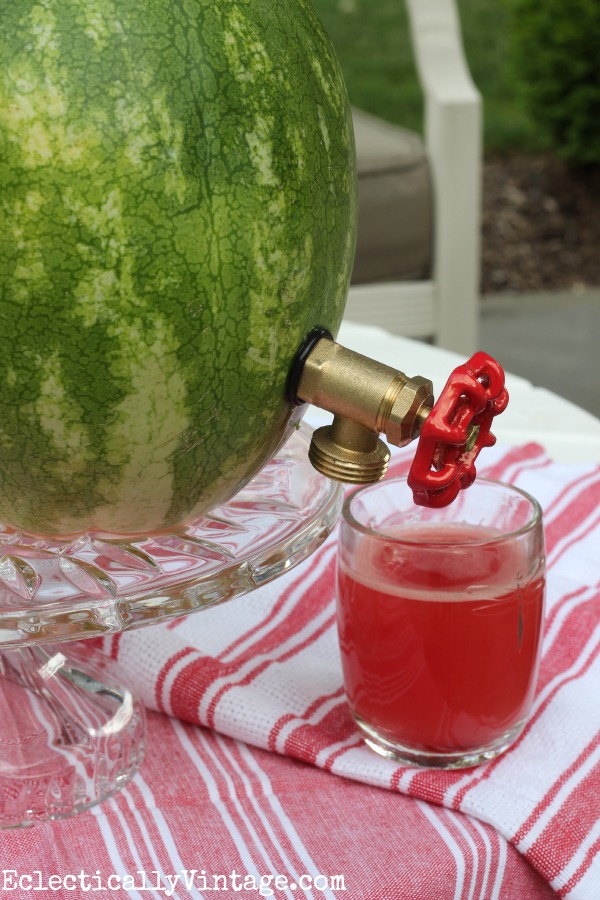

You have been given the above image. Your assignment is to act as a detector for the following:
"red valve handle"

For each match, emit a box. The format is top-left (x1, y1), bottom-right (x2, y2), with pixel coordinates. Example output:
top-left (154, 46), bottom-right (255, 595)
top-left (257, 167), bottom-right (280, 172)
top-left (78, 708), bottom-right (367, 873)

top-left (407, 352), bottom-right (509, 508)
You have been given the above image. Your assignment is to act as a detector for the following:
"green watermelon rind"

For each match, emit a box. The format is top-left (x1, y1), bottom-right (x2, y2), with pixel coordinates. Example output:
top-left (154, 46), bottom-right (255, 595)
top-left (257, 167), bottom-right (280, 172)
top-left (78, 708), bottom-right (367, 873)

top-left (0, 0), bottom-right (357, 536)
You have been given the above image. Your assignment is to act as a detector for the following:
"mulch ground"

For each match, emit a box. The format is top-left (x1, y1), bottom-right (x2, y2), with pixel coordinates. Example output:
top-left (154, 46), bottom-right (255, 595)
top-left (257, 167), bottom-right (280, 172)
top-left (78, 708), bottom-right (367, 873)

top-left (481, 155), bottom-right (600, 295)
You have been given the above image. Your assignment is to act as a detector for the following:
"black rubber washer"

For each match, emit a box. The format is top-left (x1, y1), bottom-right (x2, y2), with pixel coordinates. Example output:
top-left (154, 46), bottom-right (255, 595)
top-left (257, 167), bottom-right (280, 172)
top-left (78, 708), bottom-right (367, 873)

top-left (285, 326), bottom-right (333, 406)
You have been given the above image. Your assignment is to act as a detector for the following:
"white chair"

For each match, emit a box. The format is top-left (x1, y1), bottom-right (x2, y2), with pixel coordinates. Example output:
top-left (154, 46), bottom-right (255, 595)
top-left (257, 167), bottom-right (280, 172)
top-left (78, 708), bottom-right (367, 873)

top-left (344, 0), bottom-right (482, 356)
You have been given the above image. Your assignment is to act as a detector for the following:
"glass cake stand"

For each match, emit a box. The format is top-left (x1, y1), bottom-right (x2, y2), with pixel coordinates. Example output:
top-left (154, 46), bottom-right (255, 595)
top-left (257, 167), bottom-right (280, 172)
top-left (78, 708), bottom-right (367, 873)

top-left (0, 425), bottom-right (343, 827)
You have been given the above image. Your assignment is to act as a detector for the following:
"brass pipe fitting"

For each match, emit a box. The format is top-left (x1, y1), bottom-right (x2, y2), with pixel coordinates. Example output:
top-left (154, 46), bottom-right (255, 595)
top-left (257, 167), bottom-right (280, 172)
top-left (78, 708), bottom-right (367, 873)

top-left (293, 334), bottom-right (434, 484)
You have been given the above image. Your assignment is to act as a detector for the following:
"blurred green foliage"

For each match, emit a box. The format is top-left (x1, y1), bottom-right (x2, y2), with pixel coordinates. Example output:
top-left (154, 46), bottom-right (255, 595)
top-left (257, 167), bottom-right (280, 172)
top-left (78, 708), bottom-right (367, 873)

top-left (311, 0), bottom-right (542, 154)
top-left (504, 0), bottom-right (600, 164)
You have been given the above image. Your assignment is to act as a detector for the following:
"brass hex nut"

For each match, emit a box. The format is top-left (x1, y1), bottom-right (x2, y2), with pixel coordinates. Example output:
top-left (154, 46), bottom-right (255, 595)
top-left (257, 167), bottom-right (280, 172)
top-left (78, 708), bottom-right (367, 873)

top-left (385, 376), bottom-right (434, 447)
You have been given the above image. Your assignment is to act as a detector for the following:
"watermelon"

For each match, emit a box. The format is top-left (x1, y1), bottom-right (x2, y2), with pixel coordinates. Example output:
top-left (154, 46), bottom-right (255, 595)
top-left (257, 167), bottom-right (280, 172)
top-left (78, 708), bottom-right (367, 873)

top-left (0, 0), bottom-right (356, 537)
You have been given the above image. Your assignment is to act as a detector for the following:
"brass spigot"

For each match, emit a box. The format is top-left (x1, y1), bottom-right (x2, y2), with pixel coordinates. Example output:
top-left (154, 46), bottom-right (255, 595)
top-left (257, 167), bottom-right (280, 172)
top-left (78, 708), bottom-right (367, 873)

top-left (287, 330), bottom-right (433, 484)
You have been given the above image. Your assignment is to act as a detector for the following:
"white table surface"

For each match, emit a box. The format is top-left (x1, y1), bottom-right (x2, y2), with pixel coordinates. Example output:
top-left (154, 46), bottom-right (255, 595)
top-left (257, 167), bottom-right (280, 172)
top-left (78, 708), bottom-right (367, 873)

top-left (306, 321), bottom-right (600, 464)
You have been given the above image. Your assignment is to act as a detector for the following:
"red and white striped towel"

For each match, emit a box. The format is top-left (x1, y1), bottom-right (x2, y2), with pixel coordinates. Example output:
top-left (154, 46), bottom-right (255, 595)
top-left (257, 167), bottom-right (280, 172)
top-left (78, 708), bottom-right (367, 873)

top-left (94, 442), bottom-right (600, 899)
top-left (0, 708), bottom-right (554, 899)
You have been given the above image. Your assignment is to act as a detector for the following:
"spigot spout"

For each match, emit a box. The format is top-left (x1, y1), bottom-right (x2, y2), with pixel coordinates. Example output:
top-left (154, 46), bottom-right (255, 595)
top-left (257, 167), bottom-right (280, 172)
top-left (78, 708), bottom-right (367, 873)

top-left (288, 330), bottom-right (433, 484)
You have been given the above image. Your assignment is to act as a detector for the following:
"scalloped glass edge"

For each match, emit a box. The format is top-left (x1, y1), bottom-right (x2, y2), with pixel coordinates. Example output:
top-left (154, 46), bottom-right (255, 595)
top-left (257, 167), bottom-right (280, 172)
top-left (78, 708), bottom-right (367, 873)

top-left (0, 426), bottom-right (344, 649)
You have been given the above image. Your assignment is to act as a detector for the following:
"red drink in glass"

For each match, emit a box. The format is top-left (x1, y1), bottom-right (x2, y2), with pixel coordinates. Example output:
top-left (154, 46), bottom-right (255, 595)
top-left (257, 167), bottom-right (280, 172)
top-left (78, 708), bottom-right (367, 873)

top-left (337, 480), bottom-right (546, 768)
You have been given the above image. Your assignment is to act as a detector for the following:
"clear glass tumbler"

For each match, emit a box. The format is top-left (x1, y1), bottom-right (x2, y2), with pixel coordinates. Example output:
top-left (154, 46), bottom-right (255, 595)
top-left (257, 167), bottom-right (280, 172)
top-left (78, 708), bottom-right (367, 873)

top-left (336, 477), bottom-right (546, 769)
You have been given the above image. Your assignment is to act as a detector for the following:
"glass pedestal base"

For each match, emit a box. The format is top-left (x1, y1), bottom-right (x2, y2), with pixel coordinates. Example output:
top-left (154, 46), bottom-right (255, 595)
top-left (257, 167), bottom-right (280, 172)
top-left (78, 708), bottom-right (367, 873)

top-left (0, 427), bottom-right (343, 826)
top-left (0, 644), bottom-right (145, 828)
